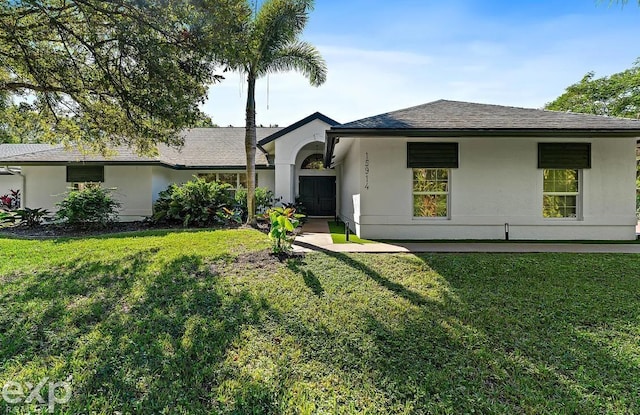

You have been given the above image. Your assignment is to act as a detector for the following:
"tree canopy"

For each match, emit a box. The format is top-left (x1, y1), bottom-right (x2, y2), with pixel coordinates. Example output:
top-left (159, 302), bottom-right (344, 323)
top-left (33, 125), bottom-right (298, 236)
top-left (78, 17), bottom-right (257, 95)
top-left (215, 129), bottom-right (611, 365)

top-left (221, 0), bottom-right (327, 223)
top-left (0, 0), bottom-right (246, 150)
top-left (545, 60), bottom-right (640, 119)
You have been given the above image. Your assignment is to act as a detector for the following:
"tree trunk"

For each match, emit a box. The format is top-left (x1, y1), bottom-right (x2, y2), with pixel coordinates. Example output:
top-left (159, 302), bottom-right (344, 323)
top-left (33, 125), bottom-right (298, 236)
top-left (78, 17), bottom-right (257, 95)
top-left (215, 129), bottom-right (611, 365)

top-left (245, 73), bottom-right (258, 226)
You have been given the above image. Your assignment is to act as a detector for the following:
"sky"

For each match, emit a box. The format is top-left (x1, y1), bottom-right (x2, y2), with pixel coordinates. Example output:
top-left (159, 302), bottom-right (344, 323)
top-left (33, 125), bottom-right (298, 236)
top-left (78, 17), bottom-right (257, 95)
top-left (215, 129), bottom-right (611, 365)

top-left (201, 0), bottom-right (640, 127)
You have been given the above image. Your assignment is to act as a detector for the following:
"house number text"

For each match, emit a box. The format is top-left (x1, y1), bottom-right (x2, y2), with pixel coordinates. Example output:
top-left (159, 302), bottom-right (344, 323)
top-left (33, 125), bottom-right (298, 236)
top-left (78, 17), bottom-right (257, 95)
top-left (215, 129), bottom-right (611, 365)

top-left (365, 152), bottom-right (370, 190)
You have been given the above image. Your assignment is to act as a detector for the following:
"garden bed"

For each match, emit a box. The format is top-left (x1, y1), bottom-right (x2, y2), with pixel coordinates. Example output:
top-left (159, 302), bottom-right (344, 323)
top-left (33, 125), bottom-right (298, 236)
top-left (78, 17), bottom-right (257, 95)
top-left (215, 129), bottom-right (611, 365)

top-left (0, 220), bottom-right (258, 239)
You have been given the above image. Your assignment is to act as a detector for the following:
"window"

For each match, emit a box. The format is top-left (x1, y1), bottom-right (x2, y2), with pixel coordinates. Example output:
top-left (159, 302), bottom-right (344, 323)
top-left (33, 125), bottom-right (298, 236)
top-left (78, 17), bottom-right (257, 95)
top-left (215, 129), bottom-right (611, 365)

top-left (538, 143), bottom-right (588, 219)
top-left (413, 168), bottom-right (449, 217)
top-left (199, 172), bottom-right (253, 198)
top-left (543, 169), bottom-right (579, 218)
top-left (408, 142), bottom-right (457, 218)
top-left (301, 154), bottom-right (325, 170)
top-left (66, 165), bottom-right (104, 183)
top-left (198, 172), bottom-right (255, 189)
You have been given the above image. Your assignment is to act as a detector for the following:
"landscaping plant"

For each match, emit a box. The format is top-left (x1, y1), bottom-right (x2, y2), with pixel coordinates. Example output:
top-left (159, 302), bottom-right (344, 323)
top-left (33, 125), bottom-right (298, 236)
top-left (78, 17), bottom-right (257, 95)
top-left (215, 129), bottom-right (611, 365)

top-left (0, 189), bottom-right (20, 209)
top-left (56, 185), bottom-right (121, 227)
top-left (235, 186), bottom-right (276, 220)
top-left (266, 206), bottom-right (304, 254)
top-left (14, 207), bottom-right (51, 227)
top-left (151, 177), bottom-right (235, 227)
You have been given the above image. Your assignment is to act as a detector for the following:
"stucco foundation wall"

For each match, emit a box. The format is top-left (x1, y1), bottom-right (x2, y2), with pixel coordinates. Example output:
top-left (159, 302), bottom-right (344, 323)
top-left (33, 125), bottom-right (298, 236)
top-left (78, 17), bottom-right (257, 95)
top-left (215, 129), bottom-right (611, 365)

top-left (342, 136), bottom-right (637, 240)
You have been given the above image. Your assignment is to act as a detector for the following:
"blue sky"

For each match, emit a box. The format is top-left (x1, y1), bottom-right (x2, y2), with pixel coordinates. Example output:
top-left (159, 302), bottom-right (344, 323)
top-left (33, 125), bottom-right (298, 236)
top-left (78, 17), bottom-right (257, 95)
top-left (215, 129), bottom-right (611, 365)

top-left (202, 0), bottom-right (640, 126)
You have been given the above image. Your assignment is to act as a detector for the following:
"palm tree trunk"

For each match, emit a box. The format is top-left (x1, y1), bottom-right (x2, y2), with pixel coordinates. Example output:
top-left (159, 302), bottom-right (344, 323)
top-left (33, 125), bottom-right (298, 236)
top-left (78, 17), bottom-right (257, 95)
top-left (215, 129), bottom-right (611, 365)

top-left (245, 72), bottom-right (257, 226)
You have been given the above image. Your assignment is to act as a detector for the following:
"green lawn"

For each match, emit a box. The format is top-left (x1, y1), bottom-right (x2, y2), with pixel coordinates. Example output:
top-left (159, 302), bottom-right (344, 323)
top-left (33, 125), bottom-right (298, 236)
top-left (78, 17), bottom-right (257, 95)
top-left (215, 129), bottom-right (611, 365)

top-left (328, 221), bottom-right (373, 244)
top-left (1, 230), bottom-right (640, 414)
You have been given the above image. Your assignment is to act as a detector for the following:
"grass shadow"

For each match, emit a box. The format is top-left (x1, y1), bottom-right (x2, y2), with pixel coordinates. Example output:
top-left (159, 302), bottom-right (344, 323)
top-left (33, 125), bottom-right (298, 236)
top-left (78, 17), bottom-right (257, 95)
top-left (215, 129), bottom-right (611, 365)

top-left (287, 259), bottom-right (324, 297)
top-left (0, 251), bottom-right (282, 413)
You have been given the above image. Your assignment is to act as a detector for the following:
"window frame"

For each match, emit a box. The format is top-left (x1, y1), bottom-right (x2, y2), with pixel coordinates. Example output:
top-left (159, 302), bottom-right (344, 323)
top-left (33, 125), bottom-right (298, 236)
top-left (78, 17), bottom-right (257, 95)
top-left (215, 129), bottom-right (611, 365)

top-left (542, 168), bottom-right (582, 220)
top-left (66, 165), bottom-right (104, 183)
top-left (411, 168), bottom-right (451, 219)
top-left (300, 154), bottom-right (326, 170)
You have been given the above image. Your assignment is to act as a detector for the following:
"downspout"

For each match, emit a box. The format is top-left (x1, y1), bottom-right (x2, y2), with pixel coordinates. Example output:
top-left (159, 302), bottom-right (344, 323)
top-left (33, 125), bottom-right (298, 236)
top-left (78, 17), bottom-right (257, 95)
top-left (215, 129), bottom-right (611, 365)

top-left (4, 166), bottom-right (25, 207)
top-left (257, 144), bottom-right (273, 166)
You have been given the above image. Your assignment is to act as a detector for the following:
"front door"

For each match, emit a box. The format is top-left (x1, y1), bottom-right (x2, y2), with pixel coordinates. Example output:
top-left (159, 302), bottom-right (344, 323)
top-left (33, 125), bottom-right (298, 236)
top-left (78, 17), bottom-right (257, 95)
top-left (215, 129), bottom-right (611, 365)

top-left (299, 176), bottom-right (336, 216)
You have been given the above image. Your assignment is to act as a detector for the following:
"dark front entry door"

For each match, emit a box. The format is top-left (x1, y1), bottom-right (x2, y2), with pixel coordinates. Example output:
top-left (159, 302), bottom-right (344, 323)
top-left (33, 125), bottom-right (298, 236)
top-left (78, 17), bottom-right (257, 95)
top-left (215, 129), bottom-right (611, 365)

top-left (299, 176), bottom-right (336, 216)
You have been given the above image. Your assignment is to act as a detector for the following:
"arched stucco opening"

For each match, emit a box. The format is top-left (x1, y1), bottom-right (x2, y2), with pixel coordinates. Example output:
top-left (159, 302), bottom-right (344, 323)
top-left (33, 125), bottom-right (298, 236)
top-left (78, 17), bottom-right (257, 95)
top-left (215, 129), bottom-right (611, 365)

top-left (294, 142), bottom-right (336, 216)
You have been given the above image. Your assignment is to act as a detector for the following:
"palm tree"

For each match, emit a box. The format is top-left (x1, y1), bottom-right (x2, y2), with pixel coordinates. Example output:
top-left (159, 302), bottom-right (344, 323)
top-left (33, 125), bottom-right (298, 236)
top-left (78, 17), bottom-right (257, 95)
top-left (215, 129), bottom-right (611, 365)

top-left (226, 0), bottom-right (327, 225)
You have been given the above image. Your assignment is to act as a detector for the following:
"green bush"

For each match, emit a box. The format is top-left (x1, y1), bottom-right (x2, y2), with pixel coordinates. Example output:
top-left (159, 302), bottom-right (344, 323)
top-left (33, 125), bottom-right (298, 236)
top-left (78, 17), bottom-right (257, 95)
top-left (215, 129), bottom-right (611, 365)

top-left (152, 177), bottom-right (235, 227)
top-left (235, 187), bottom-right (276, 220)
top-left (15, 207), bottom-right (51, 227)
top-left (56, 185), bottom-right (121, 227)
top-left (266, 206), bottom-right (304, 254)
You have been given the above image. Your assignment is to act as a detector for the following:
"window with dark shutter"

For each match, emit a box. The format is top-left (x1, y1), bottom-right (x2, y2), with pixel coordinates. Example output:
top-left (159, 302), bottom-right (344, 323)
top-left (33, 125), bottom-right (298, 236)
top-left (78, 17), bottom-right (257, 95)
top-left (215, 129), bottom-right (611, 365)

top-left (66, 165), bottom-right (104, 182)
top-left (407, 143), bottom-right (459, 168)
top-left (538, 143), bottom-right (591, 169)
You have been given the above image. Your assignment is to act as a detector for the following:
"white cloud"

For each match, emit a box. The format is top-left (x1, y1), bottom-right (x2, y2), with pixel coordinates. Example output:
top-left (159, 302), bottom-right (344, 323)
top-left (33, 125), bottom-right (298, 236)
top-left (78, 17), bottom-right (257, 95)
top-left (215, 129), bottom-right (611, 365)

top-left (200, 4), bottom-right (640, 127)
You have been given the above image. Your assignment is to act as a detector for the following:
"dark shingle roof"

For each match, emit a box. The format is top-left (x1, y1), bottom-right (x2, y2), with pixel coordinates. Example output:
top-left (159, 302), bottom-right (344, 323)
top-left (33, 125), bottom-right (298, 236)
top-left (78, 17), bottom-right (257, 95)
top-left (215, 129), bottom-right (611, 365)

top-left (333, 100), bottom-right (640, 132)
top-left (0, 128), bottom-right (281, 167)
top-left (0, 144), bottom-right (60, 158)
top-left (160, 127), bottom-right (280, 167)
top-left (258, 112), bottom-right (339, 145)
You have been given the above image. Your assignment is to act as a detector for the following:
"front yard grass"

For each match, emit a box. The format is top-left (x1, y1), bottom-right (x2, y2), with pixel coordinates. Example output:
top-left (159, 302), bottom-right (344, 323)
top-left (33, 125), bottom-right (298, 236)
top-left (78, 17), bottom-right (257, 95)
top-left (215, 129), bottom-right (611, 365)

top-left (328, 220), bottom-right (373, 244)
top-left (1, 230), bottom-right (639, 413)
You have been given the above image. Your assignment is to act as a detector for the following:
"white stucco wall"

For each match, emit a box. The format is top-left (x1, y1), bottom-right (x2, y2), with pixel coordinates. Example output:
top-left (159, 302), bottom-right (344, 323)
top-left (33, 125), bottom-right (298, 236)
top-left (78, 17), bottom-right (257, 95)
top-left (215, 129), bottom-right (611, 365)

top-left (335, 138), bottom-right (361, 235)
top-left (336, 136), bottom-right (637, 240)
top-left (21, 166), bottom-right (69, 212)
top-left (0, 173), bottom-right (23, 206)
top-left (19, 165), bottom-right (276, 221)
top-left (273, 118), bottom-right (333, 203)
top-left (22, 165), bottom-right (153, 221)
top-left (104, 166), bottom-right (153, 220)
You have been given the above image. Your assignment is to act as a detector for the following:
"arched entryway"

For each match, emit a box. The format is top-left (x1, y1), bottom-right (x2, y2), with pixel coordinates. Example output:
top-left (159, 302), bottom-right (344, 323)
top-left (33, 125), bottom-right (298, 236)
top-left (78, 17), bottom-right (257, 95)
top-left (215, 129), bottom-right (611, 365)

top-left (296, 144), bottom-right (336, 216)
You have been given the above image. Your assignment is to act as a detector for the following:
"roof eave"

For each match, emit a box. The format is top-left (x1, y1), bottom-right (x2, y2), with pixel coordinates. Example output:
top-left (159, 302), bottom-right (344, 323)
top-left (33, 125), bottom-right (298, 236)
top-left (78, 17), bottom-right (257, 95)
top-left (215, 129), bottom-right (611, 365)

top-left (326, 128), bottom-right (640, 138)
top-left (0, 160), bottom-right (162, 166)
top-left (259, 112), bottom-right (340, 146)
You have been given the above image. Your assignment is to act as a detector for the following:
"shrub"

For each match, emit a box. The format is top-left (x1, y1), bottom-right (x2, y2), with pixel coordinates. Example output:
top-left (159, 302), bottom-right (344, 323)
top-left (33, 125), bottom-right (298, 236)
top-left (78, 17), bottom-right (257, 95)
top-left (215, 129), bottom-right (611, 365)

top-left (235, 187), bottom-right (276, 220)
top-left (56, 185), bottom-right (121, 227)
top-left (266, 206), bottom-right (304, 254)
top-left (152, 177), bottom-right (234, 227)
top-left (15, 208), bottom-right (51, 227)
top-left (283, 196), bottom-right (308, 223)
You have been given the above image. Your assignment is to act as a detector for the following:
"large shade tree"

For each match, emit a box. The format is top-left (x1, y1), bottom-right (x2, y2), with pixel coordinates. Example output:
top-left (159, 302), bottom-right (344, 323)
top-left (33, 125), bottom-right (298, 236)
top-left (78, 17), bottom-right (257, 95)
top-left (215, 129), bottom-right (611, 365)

top-left (545, 60), bottom-right (640, 119)
top-left (223, 0), bottom-right (327, 225)
top-left (0, 0), bottom-right (245, 151)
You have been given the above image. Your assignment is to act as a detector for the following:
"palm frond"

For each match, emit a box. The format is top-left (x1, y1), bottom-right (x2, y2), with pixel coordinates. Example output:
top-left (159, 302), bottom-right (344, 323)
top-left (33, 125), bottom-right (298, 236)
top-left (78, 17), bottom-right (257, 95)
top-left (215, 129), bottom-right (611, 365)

top-left (261, 40), bottom-right (326, 86)
top-left (252, 0), bottom-right (313, 66)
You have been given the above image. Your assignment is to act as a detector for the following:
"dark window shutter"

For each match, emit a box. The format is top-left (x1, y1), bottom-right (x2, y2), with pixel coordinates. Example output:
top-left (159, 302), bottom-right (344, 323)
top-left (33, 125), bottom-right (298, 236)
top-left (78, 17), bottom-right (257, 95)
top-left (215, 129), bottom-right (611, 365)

top-left (407, 143), bottom-right (459, 168)
top-left (538, 143), bottom-right (591, 169)
top-left (66, 165), bottom-right (104, 182)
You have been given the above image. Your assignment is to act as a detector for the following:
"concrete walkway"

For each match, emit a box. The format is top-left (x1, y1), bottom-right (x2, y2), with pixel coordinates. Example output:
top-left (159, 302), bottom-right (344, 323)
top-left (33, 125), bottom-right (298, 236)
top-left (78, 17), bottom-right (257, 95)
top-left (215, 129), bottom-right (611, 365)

top-left (293, 219), bottom-right (640, 254)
